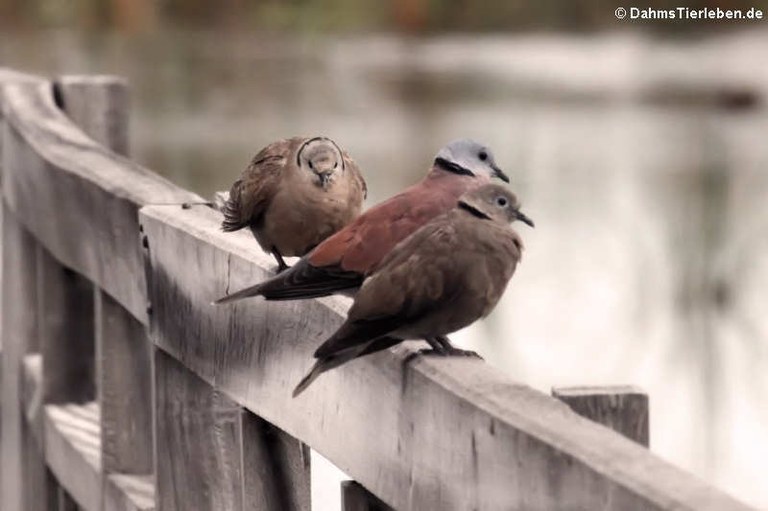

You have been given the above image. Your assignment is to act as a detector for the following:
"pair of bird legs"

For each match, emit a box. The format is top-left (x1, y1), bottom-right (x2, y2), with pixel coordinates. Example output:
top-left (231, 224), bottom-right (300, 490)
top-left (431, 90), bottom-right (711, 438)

top-left (270, 250), bottom-right (481, 359)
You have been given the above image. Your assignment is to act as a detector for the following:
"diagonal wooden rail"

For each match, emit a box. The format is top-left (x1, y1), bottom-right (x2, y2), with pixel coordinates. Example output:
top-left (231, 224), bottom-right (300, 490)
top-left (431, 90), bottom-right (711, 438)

top-left (0, 68), bottom-right (756, 511)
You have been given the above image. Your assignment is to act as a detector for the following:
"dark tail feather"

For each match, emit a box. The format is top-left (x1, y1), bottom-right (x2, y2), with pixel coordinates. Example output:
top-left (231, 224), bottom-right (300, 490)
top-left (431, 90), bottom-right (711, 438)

top-left (213, 282), bottom-right (264, 305)
top-left (213, 258), bottom-right (363, 305)
top-left (292, 359), bottom-right (331, 397)
top-left (293, 336), bottom-right (402, 397)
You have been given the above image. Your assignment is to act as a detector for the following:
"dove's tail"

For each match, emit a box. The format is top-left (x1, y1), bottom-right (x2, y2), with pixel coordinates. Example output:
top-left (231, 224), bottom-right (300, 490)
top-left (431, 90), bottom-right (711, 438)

top-left (292, 353), bottom-right (355, 397)
top-left (213, 257), bottom-right (363, 305)
top-left (292, 336), bottom-right (403, 397)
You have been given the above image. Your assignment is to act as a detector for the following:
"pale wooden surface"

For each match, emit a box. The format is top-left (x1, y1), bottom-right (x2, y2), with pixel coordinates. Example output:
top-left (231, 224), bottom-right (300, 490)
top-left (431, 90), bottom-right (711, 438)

top-left (341, 481), bottom-right (393, 511)
top-left (1, 204), bottom-right (49, 511)
top-left (95, 290), bottom-right (153, 474)
top-left (155, 348), bottom-right (245, 511)
top-left (57, 75), bottom-right (154, 476)
top-left (553, 385), bottom-right (650, 447)
top-left (1, 80), bottom-right (201, 324)
top-left (20, 354), bottom-right (43, 446)
top-left (140, 203), bottom-right (753, 511)
top-left (55, 75), bottom-right (130, 157)
top-left (105, 474), bottom-right (156, 511)
top-left (44, 402), bottom-right (102, 511)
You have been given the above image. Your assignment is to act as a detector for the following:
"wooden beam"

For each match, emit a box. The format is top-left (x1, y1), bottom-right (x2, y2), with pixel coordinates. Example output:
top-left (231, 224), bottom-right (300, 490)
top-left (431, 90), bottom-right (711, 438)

top-left (95, 291), bottom-right (153, 474)
top-left (552, 386), bottom-right (650, 447)
top-left (242, 411), bottom-right (311, 511)
top-left (140, 203), bottom-right (754, 511)
top-left (44, 402), bottom-right (101, 511)
top-left (1, 204), bottom-right (49, 511)
top-left (55, 75), bottom-right (130, 157)
top-left (154, 348), bottom-right (245, 511)
top-left (56, 74), bottom-right (153, 476)
top-left (1, 80), bottom-right (201, 324)
top-left (22, 345), bottom-right (156, 511)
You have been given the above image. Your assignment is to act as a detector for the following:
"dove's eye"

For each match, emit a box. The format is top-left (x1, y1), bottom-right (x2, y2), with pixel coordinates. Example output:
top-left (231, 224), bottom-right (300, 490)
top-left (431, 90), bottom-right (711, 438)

top-left (496, 196), bottom-right (508, 207)
top-left (478, 151), bottom-right (488, 161)
top-left (308, 160), bottom-right (314, 170)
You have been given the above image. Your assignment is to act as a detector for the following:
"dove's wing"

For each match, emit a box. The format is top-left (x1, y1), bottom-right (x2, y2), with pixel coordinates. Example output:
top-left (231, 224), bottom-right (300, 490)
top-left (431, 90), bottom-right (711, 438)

top-left (221, 137), bottom-right (302, 232)
top-left (313, 216), bottom-right (463, 359)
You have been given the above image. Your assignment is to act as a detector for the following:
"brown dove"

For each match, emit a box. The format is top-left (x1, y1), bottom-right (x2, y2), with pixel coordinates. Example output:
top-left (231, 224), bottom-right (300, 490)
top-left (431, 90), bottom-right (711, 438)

top-left (221, 136), bottom-right (367, 271)
top-left (292, 183), bottom-right (534, 397)
top-left (215, 139), bottom-right (509, 303)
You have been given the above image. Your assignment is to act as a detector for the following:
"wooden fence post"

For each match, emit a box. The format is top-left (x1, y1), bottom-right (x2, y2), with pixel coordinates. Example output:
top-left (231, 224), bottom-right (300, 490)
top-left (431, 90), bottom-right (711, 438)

top-left (2, 79), bottom-right (57, 510)
top-left (242, 411), bottom-right (311, 511)
top-left (154, 349), bottom-right (245, 510)
top-left (55, 75), bottom-right (154, 477)
top-left (552, 385), bottom-right (650, 447)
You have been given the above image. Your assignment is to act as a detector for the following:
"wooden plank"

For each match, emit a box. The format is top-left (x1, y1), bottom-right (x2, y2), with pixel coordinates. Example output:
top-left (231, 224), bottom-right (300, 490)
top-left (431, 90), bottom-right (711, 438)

top-left (95, 290), bottom-right (153, 474)
top-left (56, 75), bottom-right (154, 476)
top-left (241, 411), bottom-right (311, 511)
top-left (37, 246), bottom-right (96, 404)
top-left (154, 348), bottom-right (244, 511)
top-left (19, 357), bottom-right (154, 511)
top-left (341, 481), bottom-right (393, 511)
top-left (553, 386), bottom-right (650, 447)
top-left (55, 75), bottom-right (130, 157)
top-left (1, 204), bottom-right (49, 511)
top-left (104, 474), bottom-right (155, 511)
top-left (140, 202), bottom-right (755, 511)
top-left (21, 353), bottom-right (43, 446)
top-left (1, 80), bottom-right (202, 323)
top-left (44, 402), bottom-right (102, 511)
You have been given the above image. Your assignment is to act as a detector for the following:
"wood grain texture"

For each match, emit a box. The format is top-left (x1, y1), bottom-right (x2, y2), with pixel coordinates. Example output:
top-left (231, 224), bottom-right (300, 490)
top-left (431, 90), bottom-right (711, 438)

top-left (58, 73), bottom-right (154, 477)
top-left (553, 386), bottom-right (650, 447)
top-left (37, 246), bottom-right (96, 404)
top-left (341, 481), bottom-right (393, 511)
top-left (105, 475), bottom-right (156, 511)
top-left (96, 290), bottom-right (153, 474)
top-left (140, 203), bottom-right (754, 511)
top-left (1, 204), bottom-right (49, 511)
top-left (242, 411), bottom-right (311, 511)
top-left (154, 348), bottom-right (244, 511)
top-left (1, 80), bottom-right (202, 323)
top-left (44, 402), bottom-right (102, 511)
top-left (55, 75), bottom-right (130, 157)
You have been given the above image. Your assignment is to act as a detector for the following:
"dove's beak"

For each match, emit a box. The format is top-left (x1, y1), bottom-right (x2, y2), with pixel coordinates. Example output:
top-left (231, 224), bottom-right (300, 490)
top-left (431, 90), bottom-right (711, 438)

top-left (491, 164), bottom-right (510, 183)
top-left (515, 210), bottom-right (534, 228)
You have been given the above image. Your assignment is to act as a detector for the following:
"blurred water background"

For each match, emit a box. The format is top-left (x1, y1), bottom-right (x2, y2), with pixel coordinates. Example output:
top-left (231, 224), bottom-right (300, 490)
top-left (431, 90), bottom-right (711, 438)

top-left (2, 1), bottom-right (767, 509)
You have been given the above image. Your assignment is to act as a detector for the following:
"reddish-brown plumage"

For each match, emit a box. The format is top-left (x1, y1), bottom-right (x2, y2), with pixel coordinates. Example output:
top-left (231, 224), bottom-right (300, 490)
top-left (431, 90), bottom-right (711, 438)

top-left (309, 167), bottom-right (489, 274)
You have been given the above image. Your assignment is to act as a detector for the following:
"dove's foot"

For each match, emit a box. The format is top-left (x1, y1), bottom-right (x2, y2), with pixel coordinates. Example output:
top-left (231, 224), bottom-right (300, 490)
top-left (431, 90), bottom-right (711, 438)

top-left (272, 250), bottom-right (291, 273)
top-left (423, 336), bottom-right (483, 359)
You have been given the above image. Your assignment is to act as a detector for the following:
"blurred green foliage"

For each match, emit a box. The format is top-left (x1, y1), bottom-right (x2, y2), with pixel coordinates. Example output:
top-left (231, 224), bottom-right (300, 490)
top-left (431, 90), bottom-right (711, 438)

top-left (1, 0), bottom-right (767, 32)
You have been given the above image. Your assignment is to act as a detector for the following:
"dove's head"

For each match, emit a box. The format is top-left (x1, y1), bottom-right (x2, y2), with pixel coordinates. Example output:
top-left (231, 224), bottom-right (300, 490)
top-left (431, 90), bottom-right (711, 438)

top-left (458, 184), bottom-right (534, 227)
top-left (434, 139), bottom-right (509, 183)
top-left (297, 137), bottom-right (345, 189)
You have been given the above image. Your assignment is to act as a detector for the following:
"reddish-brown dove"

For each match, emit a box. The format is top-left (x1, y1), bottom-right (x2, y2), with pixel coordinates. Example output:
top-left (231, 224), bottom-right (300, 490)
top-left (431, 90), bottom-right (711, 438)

top-left (215, 139), bottom-right (509, 303)
top-left (221, 136), bottom-right (367, 271)
top-left (292, 183), bottom-right (534, 397)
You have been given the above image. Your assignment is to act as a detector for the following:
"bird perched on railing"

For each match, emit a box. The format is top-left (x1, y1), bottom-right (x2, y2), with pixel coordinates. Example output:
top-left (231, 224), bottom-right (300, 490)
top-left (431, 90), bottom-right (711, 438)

top-left (215, 138), bottom-right (509, 302)
top-left (292, 183), bottom-right (533, 397)
top-left (220, 136), bottom-right (367, 272)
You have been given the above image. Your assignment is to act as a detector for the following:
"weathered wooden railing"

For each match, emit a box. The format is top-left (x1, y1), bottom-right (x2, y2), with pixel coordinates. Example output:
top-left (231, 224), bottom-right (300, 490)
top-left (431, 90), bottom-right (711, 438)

top-left (0, 67), bottom-right (755, 511)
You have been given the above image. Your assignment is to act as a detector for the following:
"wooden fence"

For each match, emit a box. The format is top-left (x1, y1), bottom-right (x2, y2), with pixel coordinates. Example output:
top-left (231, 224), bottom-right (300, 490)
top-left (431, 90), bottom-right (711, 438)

top-left (0, 67), bottom-right (756, 511)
